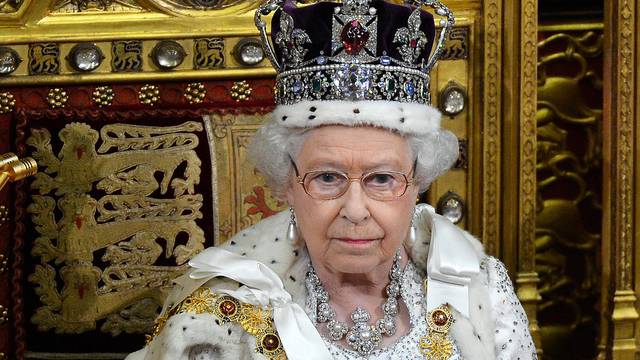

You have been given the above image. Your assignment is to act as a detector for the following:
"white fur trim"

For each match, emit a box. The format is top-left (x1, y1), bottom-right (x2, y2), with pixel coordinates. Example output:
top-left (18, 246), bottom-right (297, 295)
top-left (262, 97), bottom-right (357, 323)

top-left (272, 100), bottom-right (442, 135)
top-left (133, 209), bottom-right (513, 360)
top-left (450, 307), bottom-right (495, 360)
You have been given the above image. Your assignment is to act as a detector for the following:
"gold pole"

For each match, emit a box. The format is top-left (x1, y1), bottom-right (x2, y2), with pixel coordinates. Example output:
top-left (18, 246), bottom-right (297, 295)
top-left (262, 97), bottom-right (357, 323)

top-left (603, 0), bottom-right (640, 358)
top-left (0, 154), bottom-right (38, 192)
top-left (0, 173), bottom-right (9, 193)
top-left (501, 0), bottom-right (542, 354)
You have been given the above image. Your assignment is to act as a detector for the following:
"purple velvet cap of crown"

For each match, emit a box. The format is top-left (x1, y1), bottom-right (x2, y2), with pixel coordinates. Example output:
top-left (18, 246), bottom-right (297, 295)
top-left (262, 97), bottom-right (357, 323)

top-left (271, 0), bottom-right (436, 67)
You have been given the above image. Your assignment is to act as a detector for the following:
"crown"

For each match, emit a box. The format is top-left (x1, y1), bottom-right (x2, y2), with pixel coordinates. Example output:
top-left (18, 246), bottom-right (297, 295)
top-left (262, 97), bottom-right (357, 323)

top-left (255, 0), bottom-right (454, 107)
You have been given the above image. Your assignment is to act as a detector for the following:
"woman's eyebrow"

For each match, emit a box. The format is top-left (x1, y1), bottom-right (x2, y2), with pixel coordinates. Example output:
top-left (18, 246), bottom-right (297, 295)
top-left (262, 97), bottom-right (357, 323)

top-left (303, 158), bottom-right (406, 171)
top-left (304, 160), bottom-right (348, 170)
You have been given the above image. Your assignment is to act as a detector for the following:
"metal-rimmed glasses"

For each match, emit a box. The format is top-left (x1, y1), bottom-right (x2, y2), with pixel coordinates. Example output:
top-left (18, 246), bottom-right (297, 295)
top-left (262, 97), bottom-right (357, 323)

top-left (290, 158), bottom-right (417, 201)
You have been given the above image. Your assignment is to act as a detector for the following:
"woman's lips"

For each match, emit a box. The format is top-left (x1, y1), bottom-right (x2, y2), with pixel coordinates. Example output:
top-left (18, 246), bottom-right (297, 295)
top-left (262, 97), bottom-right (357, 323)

top-left (334, 237), bottom-right (379, 245)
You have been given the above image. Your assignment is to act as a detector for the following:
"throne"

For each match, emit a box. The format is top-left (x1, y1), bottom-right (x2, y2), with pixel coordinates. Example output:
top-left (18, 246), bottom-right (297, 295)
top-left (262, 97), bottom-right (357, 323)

top-left (0, 1), bottom-right (540, 359)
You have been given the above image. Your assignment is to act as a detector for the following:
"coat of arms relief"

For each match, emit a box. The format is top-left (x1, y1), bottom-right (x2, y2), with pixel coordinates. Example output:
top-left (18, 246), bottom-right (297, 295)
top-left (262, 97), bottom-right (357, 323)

top-left (26, 121), bottom-right (206, 335)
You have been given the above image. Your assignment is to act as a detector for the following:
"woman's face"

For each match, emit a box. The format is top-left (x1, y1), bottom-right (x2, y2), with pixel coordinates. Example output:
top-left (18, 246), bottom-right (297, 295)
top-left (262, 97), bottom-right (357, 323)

top-left (286, 125), bottom-right (419, 275)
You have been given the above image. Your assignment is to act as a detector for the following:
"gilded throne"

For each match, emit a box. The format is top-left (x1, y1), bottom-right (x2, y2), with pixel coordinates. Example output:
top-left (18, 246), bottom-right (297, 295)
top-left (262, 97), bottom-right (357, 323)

top-left (1, 0), bottom-right (638, 359)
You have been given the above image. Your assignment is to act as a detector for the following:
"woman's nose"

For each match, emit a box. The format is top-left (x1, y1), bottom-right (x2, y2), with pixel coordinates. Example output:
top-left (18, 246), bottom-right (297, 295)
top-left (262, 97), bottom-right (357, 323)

top-left (338, 181), bottom-right (371, 223)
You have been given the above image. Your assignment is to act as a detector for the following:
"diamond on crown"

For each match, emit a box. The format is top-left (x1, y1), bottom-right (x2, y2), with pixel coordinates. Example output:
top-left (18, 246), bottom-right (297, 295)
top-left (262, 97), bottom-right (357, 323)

top-left (334, 64), bottom-right (372, 100)
top-left (342, 0), bottom-right (371, 15)
top-left (393, 8), bottom-right (429, 63)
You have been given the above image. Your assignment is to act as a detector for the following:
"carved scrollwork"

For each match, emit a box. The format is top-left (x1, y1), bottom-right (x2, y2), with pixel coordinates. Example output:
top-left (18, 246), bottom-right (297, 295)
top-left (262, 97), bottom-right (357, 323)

top-left (536, 30), bottom-right (603, 359)
top-left (147, 0), bottom-right (253, 10)
top-left (26, 121), bottom-right (206, 334)
top-left (52, 0), bottom-right (142, 13)
top-left (0, 0), bottom-right (23, 13)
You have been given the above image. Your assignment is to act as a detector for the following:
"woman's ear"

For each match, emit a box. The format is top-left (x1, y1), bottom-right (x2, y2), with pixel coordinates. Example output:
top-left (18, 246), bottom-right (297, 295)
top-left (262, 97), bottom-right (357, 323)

top-left (409, 182), bottom-right (421, 202)
top-left (285, 181), bottom-right (295, 207)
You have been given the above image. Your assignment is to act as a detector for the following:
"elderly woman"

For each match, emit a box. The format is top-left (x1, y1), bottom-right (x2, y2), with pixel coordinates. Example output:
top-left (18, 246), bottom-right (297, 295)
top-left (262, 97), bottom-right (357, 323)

top-left (128, 1), bottom-right (536, 359)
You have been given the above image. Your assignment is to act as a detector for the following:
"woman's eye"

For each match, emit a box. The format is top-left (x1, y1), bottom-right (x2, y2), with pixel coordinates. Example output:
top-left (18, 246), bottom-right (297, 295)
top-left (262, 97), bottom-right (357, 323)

top-left (315, 172), bottom-right (342, 184)
top-left (369, 173), bottom-right (394, 184)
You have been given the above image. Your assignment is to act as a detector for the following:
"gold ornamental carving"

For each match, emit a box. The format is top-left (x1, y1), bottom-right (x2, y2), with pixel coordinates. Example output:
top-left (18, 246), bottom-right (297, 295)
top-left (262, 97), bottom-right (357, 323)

top-left (145, 0), bottom-right (264, 15)
top-left (481, 0), bottom-right (501, 256)
top-left (53, 0), bottom-right (142, 13)
top-left (0, 0), bottom-right (23, 13)
top-left (111, 40), bottom-right (143, 72)
top-left (26, 121), bottom-right (206, 334)
top-left (613, 0), bottom-right (635, 292)
top-left (193, 38), bottom-right (224, 69)
top-left (0, 3), bottom-right (280, 86)
top-left (152, 0), bottom-right (245, 10)
top-left (47, 88), bottom-right (69, 109)
top-left (29, 43), bottom-right (60, 75)
top-left (519, 0), bottom-right (538, 272)
top-left (607, 0), bottom-right (640, 357)
top-left (537, 29), bottom-right (604, 358)
top-left (139, 84), bottom-right (160, 106)
top-left (92, 85), bottom-right (115, 107)
top-left (516, 0), bottom-right (541, 352)
top-left (230, 80), bottom-right (252, 102)
top-left (0, 253), bottom-right (7, 273)
top-left (184, 82), bottom-right (207, 104)
top-left (0, 92), bottom-right (15, 114)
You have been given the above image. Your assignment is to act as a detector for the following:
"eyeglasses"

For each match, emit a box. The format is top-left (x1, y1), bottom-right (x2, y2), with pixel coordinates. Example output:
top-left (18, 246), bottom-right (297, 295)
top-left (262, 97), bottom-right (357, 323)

top-left (290, 158), bottom-right (416, 201)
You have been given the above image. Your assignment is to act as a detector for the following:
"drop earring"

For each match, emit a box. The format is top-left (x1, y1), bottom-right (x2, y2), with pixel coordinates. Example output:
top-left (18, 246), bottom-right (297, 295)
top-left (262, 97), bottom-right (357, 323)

top-left (408, 216), bottom-right (417, 243)
top-left (287, 207), bottom-right (299, 243)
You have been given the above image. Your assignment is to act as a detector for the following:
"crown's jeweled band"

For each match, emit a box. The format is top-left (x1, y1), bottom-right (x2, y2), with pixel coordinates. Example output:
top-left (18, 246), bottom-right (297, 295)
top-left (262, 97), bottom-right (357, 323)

top-left (276, 63), bottom-right (431, 105)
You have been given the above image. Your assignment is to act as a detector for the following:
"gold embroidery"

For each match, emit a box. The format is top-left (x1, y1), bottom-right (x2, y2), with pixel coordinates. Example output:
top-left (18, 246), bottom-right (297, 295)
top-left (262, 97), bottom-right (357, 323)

top-left (26, 121), bottom-right (205, 335)
top-left (148, 287), bottom-right (287, 360)
top-left (240, 303), bottom-right (272, 335)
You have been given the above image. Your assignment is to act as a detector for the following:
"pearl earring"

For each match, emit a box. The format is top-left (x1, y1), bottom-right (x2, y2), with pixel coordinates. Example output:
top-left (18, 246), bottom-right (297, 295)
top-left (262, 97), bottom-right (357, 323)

top-left (287, 207), bottom-right (299, 243)
top-left (408, 217), bottom-right (417, 243)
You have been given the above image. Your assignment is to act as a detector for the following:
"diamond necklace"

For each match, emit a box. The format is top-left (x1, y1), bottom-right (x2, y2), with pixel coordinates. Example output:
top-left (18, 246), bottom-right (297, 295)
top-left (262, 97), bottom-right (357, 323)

top-left (306, 250), bottom-right (404, 356)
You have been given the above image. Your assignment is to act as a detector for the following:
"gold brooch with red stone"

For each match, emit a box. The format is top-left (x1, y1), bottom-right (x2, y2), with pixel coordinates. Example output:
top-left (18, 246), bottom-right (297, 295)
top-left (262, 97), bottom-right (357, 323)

top-left (147, 287), bottom-right (286, 360)
top-left (419, 304), bottom-right (454, 360)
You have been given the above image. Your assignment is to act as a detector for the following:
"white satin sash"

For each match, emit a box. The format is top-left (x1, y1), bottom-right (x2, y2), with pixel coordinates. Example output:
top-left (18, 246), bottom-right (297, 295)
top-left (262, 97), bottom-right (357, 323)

top-left (421, 205), bottom-right (480, 317)
top-left (172, 247), bottom-right (332, 360)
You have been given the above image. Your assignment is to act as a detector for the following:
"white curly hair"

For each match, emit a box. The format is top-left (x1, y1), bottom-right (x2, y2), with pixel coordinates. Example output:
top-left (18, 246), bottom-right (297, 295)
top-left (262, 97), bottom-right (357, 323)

top-left (248, 118), bottom-right (459, 199)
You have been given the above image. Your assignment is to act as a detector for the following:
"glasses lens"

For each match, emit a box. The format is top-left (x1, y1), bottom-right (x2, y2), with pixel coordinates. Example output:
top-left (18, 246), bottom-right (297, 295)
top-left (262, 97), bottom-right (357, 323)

top-left (304, 171), bottom-right (349, 199)
top-left (362, 172), bottom-right (407, 200)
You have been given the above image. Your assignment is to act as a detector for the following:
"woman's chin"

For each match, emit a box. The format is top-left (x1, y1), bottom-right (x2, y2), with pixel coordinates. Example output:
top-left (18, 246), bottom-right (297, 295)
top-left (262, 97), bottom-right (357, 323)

top-left (326, 253), bottom-right (383, 274)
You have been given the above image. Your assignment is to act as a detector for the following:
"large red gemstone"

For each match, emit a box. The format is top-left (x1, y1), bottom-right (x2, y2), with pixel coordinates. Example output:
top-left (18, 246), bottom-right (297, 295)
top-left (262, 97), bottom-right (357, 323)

top-left (432, 309), bottom-right (449, 326)
top-left (341, 19), bottom-right (369, 55)
top-left (262, 333), bottom-right (280, 351)
top-left (219, 300), bottom-right (237, 316)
